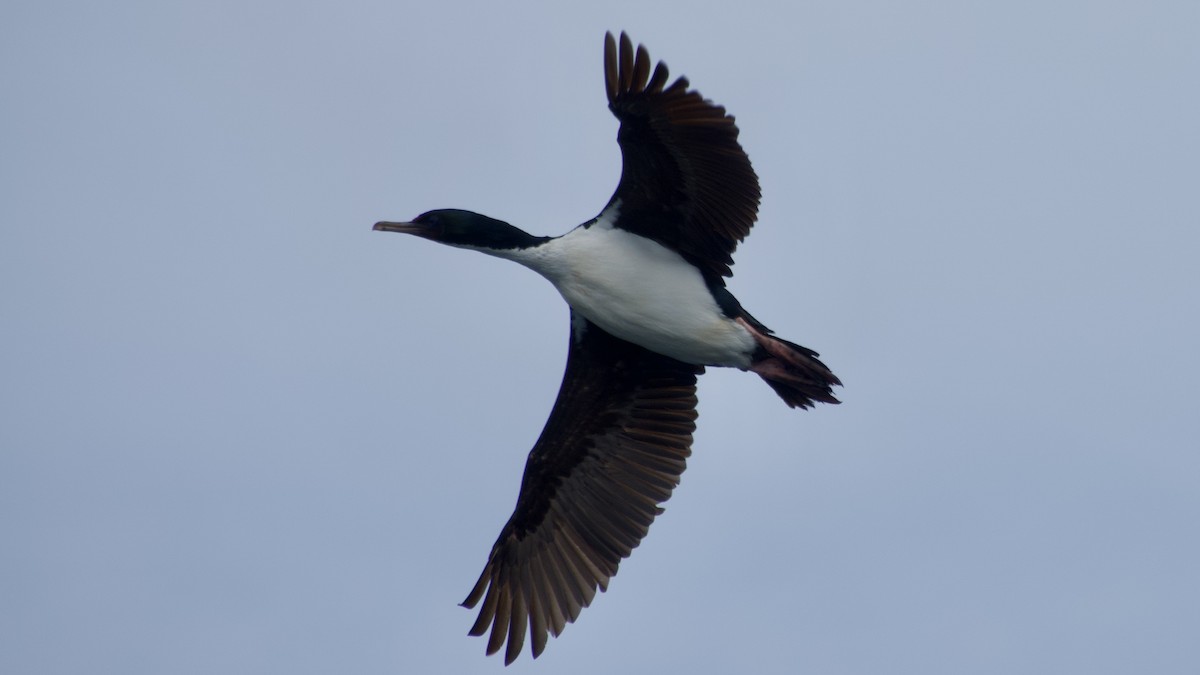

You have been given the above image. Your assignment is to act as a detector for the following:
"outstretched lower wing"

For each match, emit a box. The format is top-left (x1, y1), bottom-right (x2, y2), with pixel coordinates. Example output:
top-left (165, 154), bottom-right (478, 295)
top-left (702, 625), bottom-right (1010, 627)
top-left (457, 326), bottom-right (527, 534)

top-left (461, 313), bottom-right (703, 664)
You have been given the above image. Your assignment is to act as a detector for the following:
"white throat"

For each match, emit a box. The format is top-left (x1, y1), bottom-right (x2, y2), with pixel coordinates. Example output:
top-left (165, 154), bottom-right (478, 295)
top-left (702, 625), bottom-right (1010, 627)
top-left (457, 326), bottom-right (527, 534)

top-left (488, 205), bottom-right (756, 367)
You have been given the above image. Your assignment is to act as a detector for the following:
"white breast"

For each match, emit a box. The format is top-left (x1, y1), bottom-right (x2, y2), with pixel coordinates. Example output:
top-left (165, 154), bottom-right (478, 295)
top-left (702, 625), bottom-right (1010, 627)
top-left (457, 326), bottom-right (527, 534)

top-left (495, 214), bottom-right (756, 368)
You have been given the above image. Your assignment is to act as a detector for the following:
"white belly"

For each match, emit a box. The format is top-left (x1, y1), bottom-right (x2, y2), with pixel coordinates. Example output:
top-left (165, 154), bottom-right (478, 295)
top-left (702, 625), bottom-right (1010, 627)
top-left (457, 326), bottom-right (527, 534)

top-left (499, 221), bottom-right (756, 367)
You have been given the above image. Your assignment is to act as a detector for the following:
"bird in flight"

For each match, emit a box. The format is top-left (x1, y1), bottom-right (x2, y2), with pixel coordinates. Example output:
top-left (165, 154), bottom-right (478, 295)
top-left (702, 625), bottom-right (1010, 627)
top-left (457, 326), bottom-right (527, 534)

top-left (374, 31), bottom-right (840, 665)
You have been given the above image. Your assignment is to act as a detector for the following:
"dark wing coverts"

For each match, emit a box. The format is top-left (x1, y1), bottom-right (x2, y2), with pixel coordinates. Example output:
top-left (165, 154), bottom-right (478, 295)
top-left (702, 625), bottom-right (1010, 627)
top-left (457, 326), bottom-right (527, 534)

top-left (460, 315), bottom-right (702, 664)
top-left (603, 31), bottom-right (761, 280)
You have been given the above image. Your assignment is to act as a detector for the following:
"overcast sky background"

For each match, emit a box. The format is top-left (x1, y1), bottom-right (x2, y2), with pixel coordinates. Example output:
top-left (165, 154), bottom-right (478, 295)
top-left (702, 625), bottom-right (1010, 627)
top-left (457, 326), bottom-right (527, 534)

top-left (3, 1), bottom-right (1198, 673)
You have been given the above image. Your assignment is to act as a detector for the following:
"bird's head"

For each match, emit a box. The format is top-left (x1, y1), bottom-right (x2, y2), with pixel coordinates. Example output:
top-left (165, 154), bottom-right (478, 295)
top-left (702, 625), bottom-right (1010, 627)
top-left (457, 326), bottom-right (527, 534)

top-left (373, 209), bottom-right (547, 251)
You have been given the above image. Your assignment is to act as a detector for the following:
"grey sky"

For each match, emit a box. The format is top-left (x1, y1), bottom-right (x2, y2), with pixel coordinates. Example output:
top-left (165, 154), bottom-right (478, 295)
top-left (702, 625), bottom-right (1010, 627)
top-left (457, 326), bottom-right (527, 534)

top-left (3, 1), bottom-right (1198, 673)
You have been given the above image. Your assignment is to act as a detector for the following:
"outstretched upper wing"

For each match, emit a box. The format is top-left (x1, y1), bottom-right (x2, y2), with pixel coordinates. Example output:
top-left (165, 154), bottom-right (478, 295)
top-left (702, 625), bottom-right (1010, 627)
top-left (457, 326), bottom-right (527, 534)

top-left (602, 31), bottom-right (761, 280)
top-left (460, 314), bottom-right (703, 664)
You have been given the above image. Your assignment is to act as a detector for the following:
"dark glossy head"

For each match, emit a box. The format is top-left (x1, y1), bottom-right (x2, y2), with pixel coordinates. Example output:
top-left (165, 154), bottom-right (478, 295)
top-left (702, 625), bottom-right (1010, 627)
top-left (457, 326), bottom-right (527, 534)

top-left (373, 209), bottom-right (548, 251)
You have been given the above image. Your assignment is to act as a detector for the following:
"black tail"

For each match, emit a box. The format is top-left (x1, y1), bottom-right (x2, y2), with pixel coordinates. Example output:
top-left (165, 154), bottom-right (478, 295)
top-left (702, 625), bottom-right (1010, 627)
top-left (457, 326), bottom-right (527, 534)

top-left (737, 318), bottom-right (841, 409)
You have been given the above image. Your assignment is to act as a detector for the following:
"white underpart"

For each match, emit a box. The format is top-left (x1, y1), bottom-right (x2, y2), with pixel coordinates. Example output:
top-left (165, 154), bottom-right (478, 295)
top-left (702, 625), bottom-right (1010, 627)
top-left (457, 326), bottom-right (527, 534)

top-left (483, 206), bottom-right (757, 368)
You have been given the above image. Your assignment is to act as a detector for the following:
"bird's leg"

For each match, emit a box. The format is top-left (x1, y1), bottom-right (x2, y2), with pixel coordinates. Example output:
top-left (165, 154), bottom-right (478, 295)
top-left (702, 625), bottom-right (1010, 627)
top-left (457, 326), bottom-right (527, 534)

top-left (735, 318), bottom-right (841, 408)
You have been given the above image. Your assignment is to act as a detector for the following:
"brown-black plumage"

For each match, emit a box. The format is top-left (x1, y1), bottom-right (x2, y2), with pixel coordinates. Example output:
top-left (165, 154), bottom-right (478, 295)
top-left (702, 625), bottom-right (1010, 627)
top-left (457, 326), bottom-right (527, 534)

top-left (374, 30), bottom-right (840, 666)
top-left (460, 314), bottom-right (702, 664)
top-left (603, 31), bottom-right (761, 281)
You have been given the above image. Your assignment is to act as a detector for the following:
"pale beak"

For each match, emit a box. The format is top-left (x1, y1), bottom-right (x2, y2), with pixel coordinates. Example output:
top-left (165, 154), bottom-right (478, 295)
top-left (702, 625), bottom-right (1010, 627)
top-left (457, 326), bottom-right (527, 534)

top-left (373, 221), bottom-right (426, 235)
